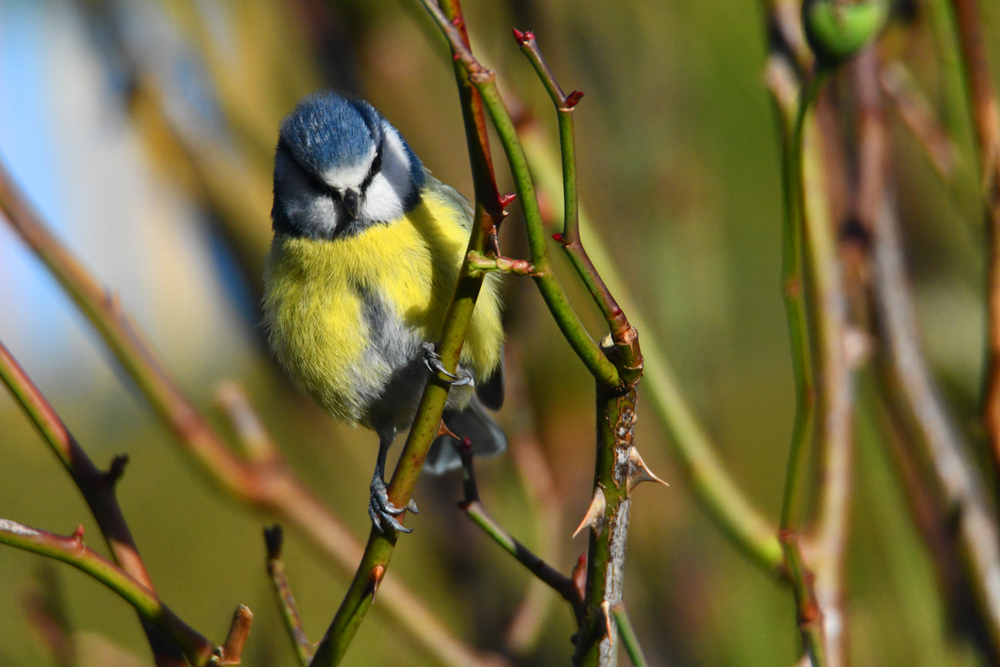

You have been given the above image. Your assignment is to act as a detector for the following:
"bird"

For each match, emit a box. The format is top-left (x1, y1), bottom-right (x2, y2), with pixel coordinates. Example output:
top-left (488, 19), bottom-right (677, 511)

top-left (262, 91), bottom-right (506, 534)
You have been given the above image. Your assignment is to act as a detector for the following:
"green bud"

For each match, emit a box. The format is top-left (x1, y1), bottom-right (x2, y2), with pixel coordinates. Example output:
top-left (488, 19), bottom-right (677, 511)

top-left (802, 0), bottom-right (888, 66)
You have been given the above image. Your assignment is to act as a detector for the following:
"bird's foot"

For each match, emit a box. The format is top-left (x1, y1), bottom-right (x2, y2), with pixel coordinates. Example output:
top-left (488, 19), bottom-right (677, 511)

top-left (421, 342), bottom-right (474, 387)
top-left (369, 477), bottom-right (419, 534)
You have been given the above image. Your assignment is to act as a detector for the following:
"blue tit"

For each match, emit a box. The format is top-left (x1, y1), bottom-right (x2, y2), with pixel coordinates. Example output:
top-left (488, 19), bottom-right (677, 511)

top-left (262, 91), bottom-right (506, 533)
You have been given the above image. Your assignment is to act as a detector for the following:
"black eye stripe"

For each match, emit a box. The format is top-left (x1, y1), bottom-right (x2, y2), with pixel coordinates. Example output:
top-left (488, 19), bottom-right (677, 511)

top-left (360, 141), bottom-right (384, 192)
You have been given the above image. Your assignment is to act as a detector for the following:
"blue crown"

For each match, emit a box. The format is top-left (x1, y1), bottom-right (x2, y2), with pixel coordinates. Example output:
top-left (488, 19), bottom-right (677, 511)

top-left (279, 92), bottom-right (382, 175)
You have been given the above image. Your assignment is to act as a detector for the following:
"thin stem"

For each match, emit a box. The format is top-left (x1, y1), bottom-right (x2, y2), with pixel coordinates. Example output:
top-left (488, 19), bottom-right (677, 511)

top-left (0, 154), bottom-right (499, 667)
top-left (515, 119), bottom-right (784, 574)
top-left (609, 605), bottom-right (649, 667)
top-left (780, 532), bottom-right (828, 667)
top-left (778, 68), bottom-right (827, 531)
top-left (0, 519), bottom-right (215, 666)
top-left (456, 444), bottom-right (582, 617)
top-left (514, 31), bottom-right (639, 382)
top-left (949, 0), bottom-right (1000, 490)
top-left (0, 338), bottom-right (187, 666)
top-left (416, 0), bottom-right (620, 388)
top-left (264, 526), bottom-right (312, 667)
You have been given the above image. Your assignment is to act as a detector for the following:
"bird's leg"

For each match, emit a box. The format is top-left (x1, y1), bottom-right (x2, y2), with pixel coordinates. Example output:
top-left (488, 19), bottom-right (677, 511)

top-left (369, 427), bottom-right (419, 534)
top-left (421, 342), bottom-right (474, 387)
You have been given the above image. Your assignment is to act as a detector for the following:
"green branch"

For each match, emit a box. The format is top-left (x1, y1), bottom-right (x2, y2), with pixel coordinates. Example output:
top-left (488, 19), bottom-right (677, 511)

top-left (0, 519), bottom-right (216, 666)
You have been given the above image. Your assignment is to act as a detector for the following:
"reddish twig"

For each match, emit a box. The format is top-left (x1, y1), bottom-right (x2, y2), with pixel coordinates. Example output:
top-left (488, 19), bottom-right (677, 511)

top-left (949, 0), bottom-right (1000, 489)
top-left (0, 519), bottom-right (216, 666)
top-left (263, 526), bottom-right (312, 667)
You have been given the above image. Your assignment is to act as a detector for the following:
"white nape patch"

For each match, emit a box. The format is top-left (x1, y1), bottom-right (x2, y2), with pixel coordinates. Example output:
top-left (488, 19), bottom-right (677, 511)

top-left (0, 519), bottom-right (40, 537)
top-left (323, 143), bottom-right (377, 190)
top-left (276, 150), bottom-right (341, 236)
top-left (359, 126), bottom-right (413, 224)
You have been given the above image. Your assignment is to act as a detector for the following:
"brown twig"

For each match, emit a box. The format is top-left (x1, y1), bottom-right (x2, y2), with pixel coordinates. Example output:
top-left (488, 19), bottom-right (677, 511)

top-left (869, 148), bottom-right (1000, 650)
top-left (0, 338), bottom-right (187, 666)
top-left (263, 526), bottom-right (312, 667)
top-left (456, 441), bottom-right (584, 622)
top-left (949, 0), bottom-right (1000, 488)
top-left (880, 59), bottom-right (960, 182)
top-left (0, 157), bottom-right (503, 667)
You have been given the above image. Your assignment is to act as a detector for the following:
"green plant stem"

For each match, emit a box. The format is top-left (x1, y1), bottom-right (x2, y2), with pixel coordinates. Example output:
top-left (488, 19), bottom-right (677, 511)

top-left (574, 374), bottom-right (639, 667)
top-left (0, 519), bottom-right (215, 666)
top-left (779, 531), bottom-right (828, 667)
top-left (515, 32), bottom-right (640, 383)
top-left (516, 122), bottom-right (784, 574)
top-left (0, 339), bottom-right (188, 666)
top-left (778, 69), bottom-right (827, 531)
top-left (417, 0), bottom-right (619, 388)
top-left (609, 605), bottom-right (649, 667)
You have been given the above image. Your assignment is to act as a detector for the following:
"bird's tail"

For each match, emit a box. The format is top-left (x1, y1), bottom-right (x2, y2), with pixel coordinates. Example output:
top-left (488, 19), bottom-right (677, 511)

top-left (423, 395), bottom-right (506, 474)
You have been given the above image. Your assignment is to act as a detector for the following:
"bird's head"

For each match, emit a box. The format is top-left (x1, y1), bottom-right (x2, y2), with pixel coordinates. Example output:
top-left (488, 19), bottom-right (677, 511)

top-left (272, 92), bottom-right (425, 239)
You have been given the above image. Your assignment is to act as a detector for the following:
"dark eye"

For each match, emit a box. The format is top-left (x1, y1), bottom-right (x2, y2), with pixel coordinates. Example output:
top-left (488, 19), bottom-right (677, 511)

top-left (361, 142), bottom-right (384, 192)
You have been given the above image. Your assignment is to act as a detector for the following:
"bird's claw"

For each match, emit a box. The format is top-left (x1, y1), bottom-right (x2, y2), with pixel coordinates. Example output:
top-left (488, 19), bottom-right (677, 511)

top-left (369, 476), bottom-right (413, 534)
top-left (421, 342), bottom-right (474, 387)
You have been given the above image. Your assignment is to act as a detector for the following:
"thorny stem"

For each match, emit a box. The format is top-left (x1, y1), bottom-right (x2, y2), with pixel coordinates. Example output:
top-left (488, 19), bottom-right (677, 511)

top-left (949, 0), bottom-right (1000, 512)
top-left (515, 120), bottom-right (784, 574)
top-left (456, 443), bottom-right (584, 620)
top-left (417, 0), bottom-right (620, 388)
top-left (264, 526), bottom-right (313, 667)
top-left (514, 32), bottom-right (639, 381)
top-left (0, 156), bottom-right (498, 667)
top-left (309, 1), bottom-right (505, 663)
top-left (0, 339), bottom-right (188, 666)
top-left (0, 519), bottom-right (216, 666)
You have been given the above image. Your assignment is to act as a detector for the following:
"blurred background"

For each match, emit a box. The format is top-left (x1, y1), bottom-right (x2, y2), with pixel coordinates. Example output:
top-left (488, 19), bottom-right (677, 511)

top-left (0, 0), bottom-right (996, 665)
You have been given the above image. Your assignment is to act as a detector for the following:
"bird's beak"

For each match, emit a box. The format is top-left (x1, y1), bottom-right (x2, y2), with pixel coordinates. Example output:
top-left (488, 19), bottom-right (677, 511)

top-left (342, 189), bottom-right (360, 219)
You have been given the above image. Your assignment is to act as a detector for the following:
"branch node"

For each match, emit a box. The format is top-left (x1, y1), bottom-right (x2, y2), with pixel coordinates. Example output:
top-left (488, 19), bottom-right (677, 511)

top-left (263, 524), bottom-right (283, 561)
top-left (215, 605), bottom-right (253, 665)
top-left (564, 91), bottom-right (585, 108)
top-left (71, 525), bottom-right (85, 546)
top-left (499, 192), bottom-right (517, 208)
top-left (103, 454), bottom-right (130, 487)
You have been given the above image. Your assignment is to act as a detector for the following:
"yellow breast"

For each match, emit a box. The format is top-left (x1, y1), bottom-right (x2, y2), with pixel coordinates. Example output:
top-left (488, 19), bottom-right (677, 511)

top-left (262, 189), bottom-right (503, 424)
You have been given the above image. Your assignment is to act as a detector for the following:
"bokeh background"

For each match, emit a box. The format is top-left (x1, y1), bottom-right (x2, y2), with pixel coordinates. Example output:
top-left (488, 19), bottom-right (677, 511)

top-left (0, 0), bottom-right (996, 665)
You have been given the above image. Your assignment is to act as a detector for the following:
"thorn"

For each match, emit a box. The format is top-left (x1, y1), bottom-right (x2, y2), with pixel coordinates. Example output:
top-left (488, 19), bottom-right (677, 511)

top-left (512, 28), bottom-right (527, 45)
top-left (263, 525), bottom-right (283, 560)
top-left (499, 192), bottom-right (517, 208)
top-left (72, 525), bottom-right (85, 544)
top-left (367, 565), bottom-right (386, 602)
top-left (451, 16), bottom-right (463, 28)
top-left (103, 454), bottom-right (129, 487)
top-left (571, 553), bottom-right (587, 601)
top-left (437, 420), bottom-right (459, 440)
top-left (452, 52), bottom-right (461, 61)
top-left (600, 601), bottom-right (614, 645)
top-left (552, 232), bottom-right (564, 243)
top-left (572, 487), bottom-right (606, 538)
top-left (565, 91), bottom-right (585, 108)
top-left (626, 447), bottom-right (669, 495)
top-left (525, 30), bottom-right (536, 42)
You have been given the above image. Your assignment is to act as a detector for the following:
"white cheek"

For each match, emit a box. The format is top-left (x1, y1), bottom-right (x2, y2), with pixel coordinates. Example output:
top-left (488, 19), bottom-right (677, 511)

top-left (362, 174), bottom-right (405, 221)
top-left (360, 127), bottom-right (416, 223)
top-left (279, 162), bottom-right (341, 234)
